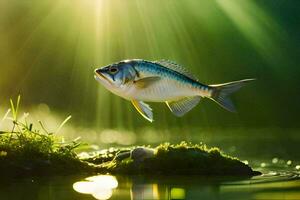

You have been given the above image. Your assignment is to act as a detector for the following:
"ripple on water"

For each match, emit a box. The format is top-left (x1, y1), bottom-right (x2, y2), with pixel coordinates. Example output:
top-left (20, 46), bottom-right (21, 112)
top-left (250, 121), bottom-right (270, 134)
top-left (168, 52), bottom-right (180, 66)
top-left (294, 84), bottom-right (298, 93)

top-left (223, 169), bottom-right (300, 186)
top-left (220, 167), bottom-right (300, 200)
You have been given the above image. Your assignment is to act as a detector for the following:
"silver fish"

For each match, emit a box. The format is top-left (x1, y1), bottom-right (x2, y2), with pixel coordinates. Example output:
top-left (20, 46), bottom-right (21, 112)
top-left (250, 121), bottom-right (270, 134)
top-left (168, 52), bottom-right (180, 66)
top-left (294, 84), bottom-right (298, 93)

top-left (94, 59), bottom-right (254, 122)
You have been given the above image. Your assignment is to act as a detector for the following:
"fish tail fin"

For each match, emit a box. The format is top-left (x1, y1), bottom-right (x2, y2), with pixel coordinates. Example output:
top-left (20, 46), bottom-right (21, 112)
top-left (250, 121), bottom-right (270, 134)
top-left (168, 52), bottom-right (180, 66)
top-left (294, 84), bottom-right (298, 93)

top-left (209, 79), bottom-right (255, 112)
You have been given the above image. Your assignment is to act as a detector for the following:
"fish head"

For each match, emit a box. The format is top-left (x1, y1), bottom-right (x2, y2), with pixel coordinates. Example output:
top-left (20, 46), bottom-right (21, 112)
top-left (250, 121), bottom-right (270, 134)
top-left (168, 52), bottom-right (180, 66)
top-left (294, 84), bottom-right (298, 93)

top-left (94, 60), bottom-right (138, 90)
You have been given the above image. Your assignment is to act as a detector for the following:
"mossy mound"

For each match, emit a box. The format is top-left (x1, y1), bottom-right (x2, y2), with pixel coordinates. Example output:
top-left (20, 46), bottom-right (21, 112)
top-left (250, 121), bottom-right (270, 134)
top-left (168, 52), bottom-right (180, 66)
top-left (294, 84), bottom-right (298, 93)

top-left (0, 131), bottom-right (260, 177)
top-left (0, 132), bottom-right (96, 178)
top-left (89, 142), bottom-right (260, 176)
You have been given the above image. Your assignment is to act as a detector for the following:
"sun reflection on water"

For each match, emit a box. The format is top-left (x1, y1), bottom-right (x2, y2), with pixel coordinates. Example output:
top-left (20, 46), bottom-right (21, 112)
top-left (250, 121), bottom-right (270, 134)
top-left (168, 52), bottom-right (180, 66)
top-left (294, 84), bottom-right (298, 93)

top-left (73, 175), bottom-right (118, 200)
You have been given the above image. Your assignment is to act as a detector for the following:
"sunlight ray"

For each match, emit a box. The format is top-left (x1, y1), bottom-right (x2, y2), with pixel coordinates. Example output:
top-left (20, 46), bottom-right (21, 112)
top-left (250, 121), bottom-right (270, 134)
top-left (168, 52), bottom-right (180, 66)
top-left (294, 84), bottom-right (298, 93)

top-left (216, 0), bottom-right (287, 68)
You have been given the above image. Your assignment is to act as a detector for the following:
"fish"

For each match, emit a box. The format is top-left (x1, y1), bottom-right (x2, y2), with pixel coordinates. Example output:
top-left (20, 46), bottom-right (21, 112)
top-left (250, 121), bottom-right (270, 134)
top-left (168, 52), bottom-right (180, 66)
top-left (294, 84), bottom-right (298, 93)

top-left (94, 59), bottom-right (254, 122)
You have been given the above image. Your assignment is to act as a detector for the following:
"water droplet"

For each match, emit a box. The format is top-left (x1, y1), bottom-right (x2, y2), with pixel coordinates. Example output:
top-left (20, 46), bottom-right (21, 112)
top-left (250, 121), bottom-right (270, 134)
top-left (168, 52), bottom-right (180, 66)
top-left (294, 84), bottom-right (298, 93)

top-left (261, 163), bottom-right (266, 167)
top-left (286, 160), bottom-right (292, 165)
top-left (295, 165), bottom-right (300, 170)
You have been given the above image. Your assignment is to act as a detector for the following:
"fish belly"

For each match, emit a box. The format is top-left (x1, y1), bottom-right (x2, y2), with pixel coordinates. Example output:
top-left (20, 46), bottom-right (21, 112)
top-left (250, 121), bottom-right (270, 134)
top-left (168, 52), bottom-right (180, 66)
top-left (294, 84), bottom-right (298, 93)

top-left (127, 79), bottom-right (198, 102)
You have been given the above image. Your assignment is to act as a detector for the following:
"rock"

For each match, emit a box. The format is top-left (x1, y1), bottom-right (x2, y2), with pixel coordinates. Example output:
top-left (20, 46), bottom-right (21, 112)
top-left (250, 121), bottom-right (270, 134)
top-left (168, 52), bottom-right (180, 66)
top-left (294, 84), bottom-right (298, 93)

top-left (115, 151), bottom-right (131, 161)
top-left (131, 147), bottom-right (155, 163)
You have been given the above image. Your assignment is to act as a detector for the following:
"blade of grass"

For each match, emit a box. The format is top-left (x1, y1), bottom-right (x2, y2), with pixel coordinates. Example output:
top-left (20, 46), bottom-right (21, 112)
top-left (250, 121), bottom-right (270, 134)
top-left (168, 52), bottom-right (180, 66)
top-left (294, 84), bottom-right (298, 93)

top-left (38, 120), bottom-right (49, 134)
top-left (0, 109), bottom-right (11, 128)
top-left (9, 98), bottom-right (17, 133)
top-left (73, 137), bottom-right (81, 142)
top-left (55, 115), bottom-right (72, 134)
top-left (10, 99), bottom-right (16, 120)
top-left (15, 95), bottom-right (21, 121)
top-left (9, 95), bottom-right (21, 124)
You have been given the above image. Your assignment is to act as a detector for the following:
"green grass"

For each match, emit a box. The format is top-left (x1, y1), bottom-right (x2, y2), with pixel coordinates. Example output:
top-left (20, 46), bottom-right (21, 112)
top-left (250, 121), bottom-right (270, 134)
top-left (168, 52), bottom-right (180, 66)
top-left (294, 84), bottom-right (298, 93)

top-left (0, 96), bottom-right (260, 177)
top-left (0, 96), bottom-right (96, 178)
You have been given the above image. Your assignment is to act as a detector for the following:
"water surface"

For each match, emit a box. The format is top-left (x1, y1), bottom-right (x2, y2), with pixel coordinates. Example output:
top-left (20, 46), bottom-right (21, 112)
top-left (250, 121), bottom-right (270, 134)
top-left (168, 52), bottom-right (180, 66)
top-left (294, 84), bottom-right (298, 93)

top-left (1, 129), bottom-right (300, 200)
top-left (1, 164), bottom-right (299, 200)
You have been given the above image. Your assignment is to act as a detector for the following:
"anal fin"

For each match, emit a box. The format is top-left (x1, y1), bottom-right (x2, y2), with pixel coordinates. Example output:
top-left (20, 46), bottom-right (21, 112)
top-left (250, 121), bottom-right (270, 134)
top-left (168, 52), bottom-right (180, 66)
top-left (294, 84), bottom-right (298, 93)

top-left (166, 96), bottom-right (201, 117)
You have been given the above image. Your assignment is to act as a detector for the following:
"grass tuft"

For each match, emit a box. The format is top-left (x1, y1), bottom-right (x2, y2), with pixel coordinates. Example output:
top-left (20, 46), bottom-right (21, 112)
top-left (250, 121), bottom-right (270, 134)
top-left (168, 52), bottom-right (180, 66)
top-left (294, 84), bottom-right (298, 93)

top-left (0, 96), bottom-right (95, 178)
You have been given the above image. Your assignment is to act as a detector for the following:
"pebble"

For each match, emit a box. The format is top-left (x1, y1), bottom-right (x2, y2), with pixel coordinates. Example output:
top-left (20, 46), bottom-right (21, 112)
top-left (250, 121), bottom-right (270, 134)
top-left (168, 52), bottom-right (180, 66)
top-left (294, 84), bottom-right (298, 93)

top-left (131, 147), bottom-right (155, 162)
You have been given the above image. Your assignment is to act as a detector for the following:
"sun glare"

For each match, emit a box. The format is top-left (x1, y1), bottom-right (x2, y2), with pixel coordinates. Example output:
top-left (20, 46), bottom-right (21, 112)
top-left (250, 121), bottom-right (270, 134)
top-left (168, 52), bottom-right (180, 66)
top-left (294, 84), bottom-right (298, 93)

top-left (73, 175), bottom-right (118, 200)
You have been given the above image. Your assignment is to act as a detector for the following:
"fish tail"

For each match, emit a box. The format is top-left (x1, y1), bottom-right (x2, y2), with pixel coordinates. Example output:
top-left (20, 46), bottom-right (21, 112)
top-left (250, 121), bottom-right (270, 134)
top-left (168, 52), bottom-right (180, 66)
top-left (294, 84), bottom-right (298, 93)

top-left (209, 79), bottom-right (255, 112)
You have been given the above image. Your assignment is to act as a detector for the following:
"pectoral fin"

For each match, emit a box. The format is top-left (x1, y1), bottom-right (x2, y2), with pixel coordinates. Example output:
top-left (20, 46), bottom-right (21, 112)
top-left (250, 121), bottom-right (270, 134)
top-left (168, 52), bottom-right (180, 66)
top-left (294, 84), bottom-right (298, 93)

top-left (131, 100), bottom-right (153, 122)
top-left (166, 96), bottom-right (201, 117)
top-left (134, 77), bottom-right (161, 89)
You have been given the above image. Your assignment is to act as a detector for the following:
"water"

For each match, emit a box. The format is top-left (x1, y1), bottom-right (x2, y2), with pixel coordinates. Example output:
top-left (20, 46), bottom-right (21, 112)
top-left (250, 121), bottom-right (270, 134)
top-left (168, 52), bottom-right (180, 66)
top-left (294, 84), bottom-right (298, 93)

top-left (1, 164), bottom-right (300, 200)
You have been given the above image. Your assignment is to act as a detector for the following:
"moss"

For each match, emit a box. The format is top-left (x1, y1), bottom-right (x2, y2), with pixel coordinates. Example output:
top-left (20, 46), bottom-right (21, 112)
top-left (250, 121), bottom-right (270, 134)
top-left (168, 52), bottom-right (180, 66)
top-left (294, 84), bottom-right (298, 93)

top-left (0, 132), bottom-right (260, 177)
top-left (0, 128), bottom-right (260, 177)
top-left (91, 142), bottom-right (260, 176)
top-left (0, 131), bottom-right (97, 178)
top-left (83, 148), bottom-right (129, 164)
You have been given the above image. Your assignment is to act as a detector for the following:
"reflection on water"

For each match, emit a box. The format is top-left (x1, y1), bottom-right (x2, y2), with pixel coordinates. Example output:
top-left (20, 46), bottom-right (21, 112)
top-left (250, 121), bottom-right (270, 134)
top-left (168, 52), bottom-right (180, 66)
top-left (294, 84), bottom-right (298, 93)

top-left (71, 165), bottom-right (300, 200)
top-left (0, 162), bottom-right (299, 200)
top-left (131, 183), bottom-right (161, 200)
top-left (170, 188), bottom-right (185, 199)
top-left (73, 175), bottom-right (118, 200)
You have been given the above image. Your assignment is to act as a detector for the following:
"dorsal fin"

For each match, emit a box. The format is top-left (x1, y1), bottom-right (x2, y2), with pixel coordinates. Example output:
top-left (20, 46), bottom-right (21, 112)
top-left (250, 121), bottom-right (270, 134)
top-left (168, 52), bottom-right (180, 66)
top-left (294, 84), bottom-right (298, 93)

top-left (154, 60), bottom-right (196, 80)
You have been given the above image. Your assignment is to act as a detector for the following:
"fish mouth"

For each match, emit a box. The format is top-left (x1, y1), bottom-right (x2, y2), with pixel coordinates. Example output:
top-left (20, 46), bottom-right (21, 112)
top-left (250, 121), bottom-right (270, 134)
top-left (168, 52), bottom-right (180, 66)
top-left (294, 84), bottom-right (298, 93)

top-left (94, 70), bottom-right (111, 84)
top-left (96, 72), bottom-right (107, 81)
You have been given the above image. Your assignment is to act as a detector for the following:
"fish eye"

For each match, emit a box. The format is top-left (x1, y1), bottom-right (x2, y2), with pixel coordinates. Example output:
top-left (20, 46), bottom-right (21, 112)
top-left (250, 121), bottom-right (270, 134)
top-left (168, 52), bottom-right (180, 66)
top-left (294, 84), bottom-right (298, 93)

top-left (109, 67), bottom-right (118, 74)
